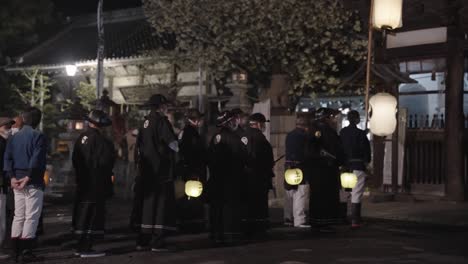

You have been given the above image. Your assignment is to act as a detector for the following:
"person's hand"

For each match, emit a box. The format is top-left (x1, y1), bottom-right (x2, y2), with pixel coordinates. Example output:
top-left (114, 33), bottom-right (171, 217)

top-left (17, 177), bottom-right (30, 190)
top-left (10, 178), bottom-right (20, 189)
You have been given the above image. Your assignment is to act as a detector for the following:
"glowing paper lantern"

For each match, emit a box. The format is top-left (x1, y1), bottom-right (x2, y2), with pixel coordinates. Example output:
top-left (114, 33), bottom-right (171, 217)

top-left (185, 180), bottom-right (203, 198)
top-left (340, 172), bottom-right (358, 191)
top-left (372, 0), bottom-right (403, 30)
top-left (369, 93), bottom-right (397, 136)
top-left (284, 168), bottom-right (303, 186)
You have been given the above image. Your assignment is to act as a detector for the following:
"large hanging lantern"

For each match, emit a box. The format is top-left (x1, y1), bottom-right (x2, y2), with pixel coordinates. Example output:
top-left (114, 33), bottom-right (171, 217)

top-left (369, 93), bottom-right (397, 136)
top-left (372, 0), bottom-right (403, 30)
top-left (185, 180), bottom-right (203, 198)
top-left (284, 168), bottom-right (303, 186)
top-left (340, 172), bottom-right (358, 192)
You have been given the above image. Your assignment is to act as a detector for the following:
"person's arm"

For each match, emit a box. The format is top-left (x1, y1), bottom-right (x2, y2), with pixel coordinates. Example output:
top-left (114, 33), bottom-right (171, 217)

top-left (158, 118), bottom-right (178, 152)
top-left (26, 133), bottom-right (47, 184)
top-left (4, 138), bottom-right (14, 178)
top-left (363, 131), bottom-right (372, 164)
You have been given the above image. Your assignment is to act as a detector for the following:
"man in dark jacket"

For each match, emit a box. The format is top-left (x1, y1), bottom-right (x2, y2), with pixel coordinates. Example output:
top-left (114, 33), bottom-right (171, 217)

top-left (284, 114), bottom-right (310, 228)
top-left (4, 107), bottom-right (47, 262)
top-left (0, 117), bottom-right (14, 259)
top-left (72, 110), bottom-right (115, 258)
top-left (177, 109), bottom-right (207, 233)
top-left (305, 108), bottom-right (345, 232)
top-left (208, 110), bottom-right (248, 245)
top-left (242, 113), bottom-right (274, 237)
top-left (134, 94), bottom-right (178, 252)
top-left (340, 110), bottom-right (371, 228)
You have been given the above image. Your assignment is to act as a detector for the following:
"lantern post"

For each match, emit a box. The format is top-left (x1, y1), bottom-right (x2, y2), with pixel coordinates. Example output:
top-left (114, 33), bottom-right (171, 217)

top-left (364, 0), bottom-right (403, 129)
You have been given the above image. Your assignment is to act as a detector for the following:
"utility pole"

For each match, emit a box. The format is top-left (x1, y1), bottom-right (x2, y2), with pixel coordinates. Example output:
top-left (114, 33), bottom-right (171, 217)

top-left (445, 0), bottom-right (465, 201)
top-left (96, 0), bottom-right (104, 105)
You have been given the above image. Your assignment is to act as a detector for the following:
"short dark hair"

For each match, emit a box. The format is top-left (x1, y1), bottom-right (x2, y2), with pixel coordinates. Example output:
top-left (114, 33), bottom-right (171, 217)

top-left (22, 107), bottom-right (42, 128)
top-left (347, 110), bottom-right (360, 125)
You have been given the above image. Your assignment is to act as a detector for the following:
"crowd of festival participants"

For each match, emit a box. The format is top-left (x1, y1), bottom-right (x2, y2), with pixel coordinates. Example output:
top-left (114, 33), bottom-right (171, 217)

top-left (0, 93), bottom-right (370, 262)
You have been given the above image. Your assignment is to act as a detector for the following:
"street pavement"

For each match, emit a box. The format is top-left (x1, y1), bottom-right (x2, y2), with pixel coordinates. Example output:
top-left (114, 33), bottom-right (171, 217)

top-left (21, 198), bottom-right (468, 264)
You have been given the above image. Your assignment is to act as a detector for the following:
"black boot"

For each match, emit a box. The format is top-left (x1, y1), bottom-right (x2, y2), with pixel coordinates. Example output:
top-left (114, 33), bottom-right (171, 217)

top-left (10, 238), bottom-right (20, 263)
top-left (20, 239), bottom-right (41, 263)
top-left (351, 203), bottom-right (362, 228)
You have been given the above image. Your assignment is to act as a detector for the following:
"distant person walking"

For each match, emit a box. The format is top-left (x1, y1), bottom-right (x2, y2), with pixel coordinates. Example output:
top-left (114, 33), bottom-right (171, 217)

top-left (340, 110), bottom-right (371, 228)
top-left (72, 110), bottom-right (115, 258)
top-left (4, 107), bottom-right (47, 262)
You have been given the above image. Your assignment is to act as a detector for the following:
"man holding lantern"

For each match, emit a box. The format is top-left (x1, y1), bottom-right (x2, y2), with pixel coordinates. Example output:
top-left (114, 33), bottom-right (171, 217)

top-left (284, 114), bottom-right (310, 228)
top-left (340, 110), bottom-right (371, 228)
top-left (177, 108), bottom-right (207, 232)
top-left (242, 113), bottom-right (275, 238)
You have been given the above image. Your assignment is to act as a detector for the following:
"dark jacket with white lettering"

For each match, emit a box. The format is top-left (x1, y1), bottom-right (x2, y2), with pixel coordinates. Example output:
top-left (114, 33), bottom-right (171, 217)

top-left (72, 128), bottom-right (115, 201)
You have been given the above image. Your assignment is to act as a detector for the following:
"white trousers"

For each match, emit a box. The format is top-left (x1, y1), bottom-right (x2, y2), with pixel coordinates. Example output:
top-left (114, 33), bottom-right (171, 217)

top-left (351, 170), bottom-right (367, 204)
top-left (284, 185), bottom-right (310, 226)
top-left (0, 194), bottom-right (6, 247)
top-left (11, 187), bottom-right (44, 239)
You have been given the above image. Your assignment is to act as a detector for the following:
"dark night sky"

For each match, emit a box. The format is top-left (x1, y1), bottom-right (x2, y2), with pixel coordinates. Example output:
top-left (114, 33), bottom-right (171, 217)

top-left (52, 0), bottom-right (142, 16)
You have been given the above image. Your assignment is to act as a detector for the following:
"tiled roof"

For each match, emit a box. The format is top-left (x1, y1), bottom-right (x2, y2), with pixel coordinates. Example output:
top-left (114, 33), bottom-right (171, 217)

top-left (14, 8), bottom-right (173, 68)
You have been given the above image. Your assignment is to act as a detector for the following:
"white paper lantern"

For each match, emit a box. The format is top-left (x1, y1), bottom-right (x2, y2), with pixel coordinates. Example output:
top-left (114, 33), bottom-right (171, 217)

top-left (340, 172), bottom-right (358, 191)
top-left (284, 168), bottom-right (303, 186)
top-left (372, 0), bottom-right (403, 30)
top-left (369, 93), bottom-right (397, 136)
top-left (185, 180), bottom-right (203, 198)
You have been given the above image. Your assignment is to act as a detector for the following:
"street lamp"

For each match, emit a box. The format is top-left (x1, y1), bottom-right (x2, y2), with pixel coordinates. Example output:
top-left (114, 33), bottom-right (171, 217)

top-left (65, 64), bottom-right (77, 76)
top-left (364, 0), bottom-right (404, 133)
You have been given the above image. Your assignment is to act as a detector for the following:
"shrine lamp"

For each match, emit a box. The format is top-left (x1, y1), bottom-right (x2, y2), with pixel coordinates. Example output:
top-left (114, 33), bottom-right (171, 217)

top-left (284, 168), bottom-right (303, 186)
top-left (340, 172), bottom-right (358, 192)
top-left (372, 0), bottom-right (403, 31)
top-left (185, 180), bottom-right (203, 198)
top-left (65, 64), bottom-right (77, 76)
top-left (364, 0), bottom-right (403, 130)
top-left (368, 93), bottom-right (397, 136)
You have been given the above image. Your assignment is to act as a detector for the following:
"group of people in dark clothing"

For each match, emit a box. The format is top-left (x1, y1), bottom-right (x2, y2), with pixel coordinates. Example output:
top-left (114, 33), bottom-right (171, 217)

top-left (71, 94), bottom-right (276, 257)
top-left (0, 93), bottom-right (371, 262)
top-left (284, 108), bottom-right (371, 232)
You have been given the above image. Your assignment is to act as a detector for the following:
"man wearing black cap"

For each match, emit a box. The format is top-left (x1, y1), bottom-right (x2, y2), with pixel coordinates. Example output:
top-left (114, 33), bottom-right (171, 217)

top-left (0, 117), bottom-right (14, 259)
top-left (305, 108), bottom-right (345, 232)
top-left (207, 110), bottom-right (248, 245)
top-left (177, 108), bottom-right (207, 232)
top-left (340, 110), bottom-right (371, 228)
top-left (72, 110), bottom-right (115, 258)
top-left (134, 94), bottom-right (178, 251)
top-left (242, 113), bottom-right (274, 238)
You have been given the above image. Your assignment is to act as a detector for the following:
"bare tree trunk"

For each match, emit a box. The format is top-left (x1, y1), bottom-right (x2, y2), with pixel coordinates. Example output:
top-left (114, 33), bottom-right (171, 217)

top-left (30, 69), bottom-right (38, 106)
top-left (96, 0), bottom-right (105, 105)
